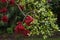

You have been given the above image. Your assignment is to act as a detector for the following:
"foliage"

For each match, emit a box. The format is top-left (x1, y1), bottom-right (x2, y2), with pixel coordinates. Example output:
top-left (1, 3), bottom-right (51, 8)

top-left (48, 0), bottom-right (60, 27)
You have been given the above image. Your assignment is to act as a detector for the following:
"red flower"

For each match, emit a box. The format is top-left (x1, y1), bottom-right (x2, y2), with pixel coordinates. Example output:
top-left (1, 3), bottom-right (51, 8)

top-left (19, 25), bottom-right (25, 31)
top-left (19, 5), bottom-right (24, 10)
top-left (1, 15), bottom-right (8, 22)
top-left (23, 30), bottom-right (30, 36)
top-left (15, 25), bottom-right (20, 33)
top-left (0, 7), bottom-right (7, 13)
top-left (15, 22), bottom-right (25, 33)
top-left (1, 0), bottom-right (7, 3)
top-left (15, 22), bottom-right (30, 36)
top-left (10, 0), bottom-right (15, 5)
top-left (24, 15), bottom-right (33, 26)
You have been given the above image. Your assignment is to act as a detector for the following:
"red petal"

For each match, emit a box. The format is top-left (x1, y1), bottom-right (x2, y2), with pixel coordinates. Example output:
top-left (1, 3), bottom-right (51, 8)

top-left (1, 0), bottom-right (7, 3)
top-left (0, 7), bottom-right (7, 13)
top-left (24, 15), bottom-right (33, 26)
top-left (1, 15), bottom-right (8, 22)
top-left (10, 0), bottom-right (15, 5)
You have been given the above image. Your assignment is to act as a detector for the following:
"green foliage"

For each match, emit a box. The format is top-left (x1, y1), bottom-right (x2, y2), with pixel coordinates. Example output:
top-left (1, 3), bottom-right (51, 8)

top-left (23, 0), bottom-right (59, 39)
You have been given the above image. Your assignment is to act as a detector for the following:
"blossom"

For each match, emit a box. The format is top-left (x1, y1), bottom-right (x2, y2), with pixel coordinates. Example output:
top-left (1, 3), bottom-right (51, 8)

top-left (0, 0), bottom-right (7, 3)
top-left (0, 7), bottom-right (7, 13)
top-left (10, 0), bottom-right (15, 5)
top-left (1, 15), bottom-right (8, 22)
top-left (15, 24), bottom-right (30, 36)
top-left (15, 22), bottom-right (25, 33)
top-left (24, 15), bottom-right (33, 26)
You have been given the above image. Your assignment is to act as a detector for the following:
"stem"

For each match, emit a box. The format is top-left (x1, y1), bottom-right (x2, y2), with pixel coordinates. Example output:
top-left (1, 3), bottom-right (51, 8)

top-left (16, 4), bottom-right (26, 17)
top-left (6, 0), bottom-right (9, 7)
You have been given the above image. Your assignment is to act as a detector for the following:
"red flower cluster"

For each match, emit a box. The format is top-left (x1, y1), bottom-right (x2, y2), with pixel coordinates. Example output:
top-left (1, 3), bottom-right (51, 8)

top-left (24, 15), bottom-right (33, 26)
top-left (15, 16), bottom-right (33, 36)
top-left (15, 22), bottom-right (30, 36)
top-left (0, 7), bottom-right (7, 13)
top-left (0, 0), bottom-right (7, 3)
top-left (1, 15), bottom-right (8, 22)
top-left (10, 0), bottom-right (15, 5)
top-left (15, 22), bottom-right (25, 31)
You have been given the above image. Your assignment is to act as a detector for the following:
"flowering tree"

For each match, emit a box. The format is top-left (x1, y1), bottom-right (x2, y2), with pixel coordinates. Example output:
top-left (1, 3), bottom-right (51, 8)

top-left (0, 0), bottom-right (59, 39)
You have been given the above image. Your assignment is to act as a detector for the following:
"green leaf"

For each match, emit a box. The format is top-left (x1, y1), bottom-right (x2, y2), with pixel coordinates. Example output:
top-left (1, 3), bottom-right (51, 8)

top-left (7, 27), bottom-right (13, 34)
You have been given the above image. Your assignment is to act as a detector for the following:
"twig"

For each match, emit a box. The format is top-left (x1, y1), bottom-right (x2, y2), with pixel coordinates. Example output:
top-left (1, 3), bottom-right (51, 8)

top-left (17, 4), bottom-right (26, 17)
